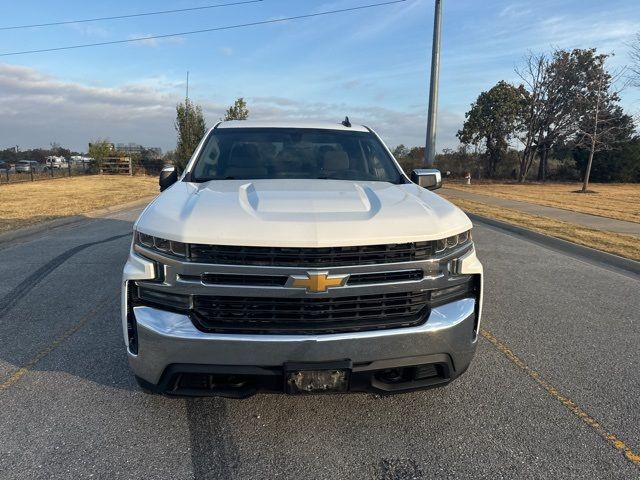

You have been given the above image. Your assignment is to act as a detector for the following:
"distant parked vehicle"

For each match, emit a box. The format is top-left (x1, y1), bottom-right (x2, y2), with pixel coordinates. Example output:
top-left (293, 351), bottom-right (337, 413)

top-left (0, 161), bottom-right (10, 172)
top-left (45, 156), bottom-right (69, 169)
top-left (15, 160), bottom-right (47, 173)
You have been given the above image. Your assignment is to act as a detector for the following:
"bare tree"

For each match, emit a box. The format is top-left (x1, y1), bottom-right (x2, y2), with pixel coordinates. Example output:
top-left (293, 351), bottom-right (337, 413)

top-left (533, 50), bottom-right (589, 182)
top-left (629, 33), bottom-right (640, 87)
top-left (514, 52), bottom-right (548, 182)
top-left (515, 50), bottom-right (581, 182)
top-left (578, 69), bottom-right (603, 192)
top-left (573, 61), bottom-right (633, 192)
top-left (514, 48), bottom-right (622, 183)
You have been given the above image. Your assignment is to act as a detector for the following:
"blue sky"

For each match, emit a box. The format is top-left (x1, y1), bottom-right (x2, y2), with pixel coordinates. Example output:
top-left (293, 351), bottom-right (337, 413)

top-left (1, 0), bottom-right (639, 153)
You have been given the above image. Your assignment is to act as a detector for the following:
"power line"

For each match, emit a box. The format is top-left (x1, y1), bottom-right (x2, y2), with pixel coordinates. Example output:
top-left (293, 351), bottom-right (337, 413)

top-left (0, 0), bottom-right (407, 57)
top-left (0, 0), bottom-right (264, 31)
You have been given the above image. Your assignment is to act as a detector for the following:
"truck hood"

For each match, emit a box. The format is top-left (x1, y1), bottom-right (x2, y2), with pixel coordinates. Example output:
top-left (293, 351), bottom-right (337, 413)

top-left (136, 179), bottom-right (472, 247)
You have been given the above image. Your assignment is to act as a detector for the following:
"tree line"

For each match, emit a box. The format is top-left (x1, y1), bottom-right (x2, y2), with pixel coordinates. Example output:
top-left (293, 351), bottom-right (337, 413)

top-left (0, 143), bottom-right (79, 163)
top-left (395, 45), bottom-right (640, 186)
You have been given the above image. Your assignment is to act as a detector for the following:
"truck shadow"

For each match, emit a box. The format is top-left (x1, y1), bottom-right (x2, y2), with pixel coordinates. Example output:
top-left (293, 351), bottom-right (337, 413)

top-left (0, 215), bottom-right (140, 393)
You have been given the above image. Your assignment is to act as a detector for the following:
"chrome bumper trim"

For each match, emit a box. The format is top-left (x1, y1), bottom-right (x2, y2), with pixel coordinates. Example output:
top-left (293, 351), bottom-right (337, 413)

top-left (129, 298), bottom-right (477, 384)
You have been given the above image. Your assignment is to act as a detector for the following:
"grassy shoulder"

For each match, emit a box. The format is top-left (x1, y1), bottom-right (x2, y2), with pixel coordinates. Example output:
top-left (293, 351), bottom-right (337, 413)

top-left (444, 182), bottom-right (640, 224)
top-left (0, 175), bottom-right (158, 233)
top-left (449, 197), bottom-right (640, 261)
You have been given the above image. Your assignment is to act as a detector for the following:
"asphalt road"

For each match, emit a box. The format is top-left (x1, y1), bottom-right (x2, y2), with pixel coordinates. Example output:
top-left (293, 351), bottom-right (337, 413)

top-left (0, 206), bottom-right (638, 479)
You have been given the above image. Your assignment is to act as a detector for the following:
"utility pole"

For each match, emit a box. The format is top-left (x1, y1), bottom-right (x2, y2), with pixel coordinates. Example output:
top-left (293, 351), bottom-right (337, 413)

top-left (424, 0), bottom-right (442, 167)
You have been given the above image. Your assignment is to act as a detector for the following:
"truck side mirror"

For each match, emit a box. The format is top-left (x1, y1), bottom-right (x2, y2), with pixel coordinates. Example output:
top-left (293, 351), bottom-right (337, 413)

top-left (411, 169), bottom-right (442, 190)
top-left (159, 167), bottom-right (178, 191)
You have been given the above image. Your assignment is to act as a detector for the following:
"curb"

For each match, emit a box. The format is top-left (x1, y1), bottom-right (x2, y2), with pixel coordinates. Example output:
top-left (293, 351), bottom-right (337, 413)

top-left (467, 212), bottom-right (640, 277)
top-left (0, 196), bottom-right (155, 245)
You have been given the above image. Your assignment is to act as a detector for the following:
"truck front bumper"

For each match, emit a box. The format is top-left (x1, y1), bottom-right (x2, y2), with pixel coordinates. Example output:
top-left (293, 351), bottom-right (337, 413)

top-left (128, 297), bottom-right (477, 395)
top-left (122, 243), bottom-right (483, 396)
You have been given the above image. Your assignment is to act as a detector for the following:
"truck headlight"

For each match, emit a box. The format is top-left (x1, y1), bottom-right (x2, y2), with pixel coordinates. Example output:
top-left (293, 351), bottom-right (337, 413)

top-left (435, 229), bottom-right (472, 254)
top-left (135, 231), bottom-right (187, 258)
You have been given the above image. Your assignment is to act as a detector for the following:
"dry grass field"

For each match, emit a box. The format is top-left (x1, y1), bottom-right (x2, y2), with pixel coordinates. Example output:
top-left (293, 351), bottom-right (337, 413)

top-left (0, 175), bottom-right (158, 233)
top-left (445, 182), bottom-right (640, 223)
top-left (450, 197), bottom-right (640, 261)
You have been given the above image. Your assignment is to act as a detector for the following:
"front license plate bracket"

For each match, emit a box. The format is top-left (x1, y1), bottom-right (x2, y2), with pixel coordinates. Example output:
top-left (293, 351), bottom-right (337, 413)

top-left (284, 360), bottom-right (352, 394)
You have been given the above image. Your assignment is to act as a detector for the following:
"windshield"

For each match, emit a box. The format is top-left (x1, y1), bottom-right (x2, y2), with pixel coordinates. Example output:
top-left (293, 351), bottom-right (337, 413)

top-left (190, 128), bottom-right (404, 184)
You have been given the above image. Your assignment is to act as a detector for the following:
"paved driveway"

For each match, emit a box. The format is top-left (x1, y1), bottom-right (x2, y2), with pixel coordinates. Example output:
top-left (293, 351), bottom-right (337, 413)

top-left (1, 207), bottom-right (638, 479)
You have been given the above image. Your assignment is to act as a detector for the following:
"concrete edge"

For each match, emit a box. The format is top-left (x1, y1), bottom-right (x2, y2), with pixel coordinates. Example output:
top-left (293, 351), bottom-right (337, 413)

top-left (0, 196), bottom-right (155, 245)
top-left (467, 212), bottom-right (640, 277)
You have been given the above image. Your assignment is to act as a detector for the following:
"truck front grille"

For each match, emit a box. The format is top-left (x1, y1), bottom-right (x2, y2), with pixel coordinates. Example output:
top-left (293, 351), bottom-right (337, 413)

top-left (188, 242), bottom-right (436, 267)
top-left (190, 291), bottom-right (430, 334)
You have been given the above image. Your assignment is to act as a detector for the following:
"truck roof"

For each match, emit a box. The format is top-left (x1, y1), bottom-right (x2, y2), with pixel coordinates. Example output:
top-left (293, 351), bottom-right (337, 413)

top-left (215, 120), bottom-right (369, 133)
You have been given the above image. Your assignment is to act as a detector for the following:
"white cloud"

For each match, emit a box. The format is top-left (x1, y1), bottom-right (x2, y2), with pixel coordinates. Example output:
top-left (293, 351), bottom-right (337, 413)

top-left (126, 34), bottom-right (186, 48)
top-left (499, 4), bottom-right (532, 18)
top-left (218, 47), bottom-right (234, 57)
top-left (0, 64), bottom-right (197, 151)
top-left (0, 63), bottom-right (461, 153)
top-left (64, 23), bottom-right (110, 39)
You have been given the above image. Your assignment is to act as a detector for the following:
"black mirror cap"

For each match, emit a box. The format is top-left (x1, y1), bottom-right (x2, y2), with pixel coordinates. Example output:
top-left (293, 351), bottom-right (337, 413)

top-left (159, 167), bottom-right (178, 191)
top-left (411, 169), bottom-right (442, 190)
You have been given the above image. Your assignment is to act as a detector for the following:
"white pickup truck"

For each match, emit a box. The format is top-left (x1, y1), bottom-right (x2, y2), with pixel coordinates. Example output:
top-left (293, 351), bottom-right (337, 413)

top-left (122, 120), bottom-right (483, 397)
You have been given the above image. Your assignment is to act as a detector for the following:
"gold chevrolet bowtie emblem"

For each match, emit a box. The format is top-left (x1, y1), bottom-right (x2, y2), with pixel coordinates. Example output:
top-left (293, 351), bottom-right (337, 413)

top-left (288, 272), bottom-right (349, 293)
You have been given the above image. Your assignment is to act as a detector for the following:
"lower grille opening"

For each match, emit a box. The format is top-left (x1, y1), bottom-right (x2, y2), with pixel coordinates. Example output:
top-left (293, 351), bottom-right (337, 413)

top-left (153, 359), bottom-right (454, 396)
top-left (167, 371), bottom-right (275, 398)
top-left (176, 373), bottom-right (253, 391)
top-left (371, 362), bottom-right (450, 391)
top-left (414, 363), bottom-right (440, 380)
top-left (374, 364), bottom-right (444, 384)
